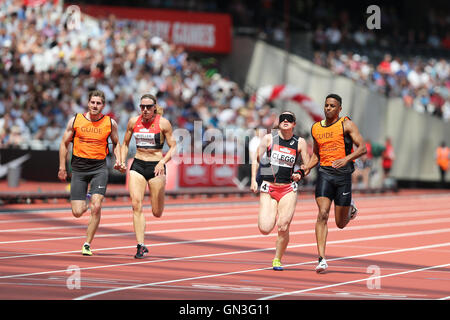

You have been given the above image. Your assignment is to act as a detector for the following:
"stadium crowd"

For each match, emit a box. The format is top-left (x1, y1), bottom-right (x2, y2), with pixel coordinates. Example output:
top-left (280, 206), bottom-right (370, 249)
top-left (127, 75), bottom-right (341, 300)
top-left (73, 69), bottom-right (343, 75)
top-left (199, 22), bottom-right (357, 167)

top-left (0, 0), bottom-right (448, 152)
top-left (0, 2), bottom-right (278, 151)
top-left (312, 51), bottom-right (450, 120)
top-left (307, 1), bottom-right (450, 121)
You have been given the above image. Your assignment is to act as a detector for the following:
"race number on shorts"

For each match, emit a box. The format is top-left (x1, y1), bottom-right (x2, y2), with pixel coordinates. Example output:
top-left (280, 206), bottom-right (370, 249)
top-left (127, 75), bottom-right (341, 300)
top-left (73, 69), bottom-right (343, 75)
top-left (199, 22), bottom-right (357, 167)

top-left (260, 181), bottom-right (298, 193)
top-left (291, 181), bottom-right (298, 192)
top-left (260, 181), bottom-right (270, 193)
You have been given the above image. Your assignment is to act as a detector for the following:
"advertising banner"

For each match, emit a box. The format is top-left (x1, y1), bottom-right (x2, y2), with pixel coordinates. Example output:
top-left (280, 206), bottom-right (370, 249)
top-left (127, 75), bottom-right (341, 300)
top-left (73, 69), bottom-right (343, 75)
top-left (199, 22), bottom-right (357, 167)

top-left (178, 155), bottom-right (239, 187)
top-left (74, 4), bottom-right (232, 53)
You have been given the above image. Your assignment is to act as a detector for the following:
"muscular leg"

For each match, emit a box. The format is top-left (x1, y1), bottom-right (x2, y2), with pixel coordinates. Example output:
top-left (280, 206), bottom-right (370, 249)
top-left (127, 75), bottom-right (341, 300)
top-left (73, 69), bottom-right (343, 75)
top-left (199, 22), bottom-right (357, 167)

top-left (71, 200), bottom-right (89, 218)
top-left (85, 193), bottom-right (104, 244)
top-left (129, 171), bottom-right (148, 244)
top-left (258, 193), bottom-right (278, 235)
top-left (274, 191), bottom-right (297, 260)
top-left (315, 197), bottom-right (332, 259)
top-left (335, 205), bottom-right (352, 229)
top-left (148, 175), bottom-right (166, 218)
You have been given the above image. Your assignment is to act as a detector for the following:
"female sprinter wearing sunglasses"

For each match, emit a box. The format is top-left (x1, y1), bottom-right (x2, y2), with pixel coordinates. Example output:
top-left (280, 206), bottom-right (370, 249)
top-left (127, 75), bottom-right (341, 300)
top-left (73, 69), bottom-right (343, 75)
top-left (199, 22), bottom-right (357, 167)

top-left (250, 111), bottom-right (310, 270)
top-left (121, 94), bottom-right (176, 258)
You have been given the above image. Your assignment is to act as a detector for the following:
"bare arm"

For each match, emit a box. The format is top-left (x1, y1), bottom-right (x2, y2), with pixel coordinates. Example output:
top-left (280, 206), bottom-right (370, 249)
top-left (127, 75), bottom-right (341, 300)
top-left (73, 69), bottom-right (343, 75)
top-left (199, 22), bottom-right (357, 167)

top-left (292, 137), bottom-right (310, 182)
top-left (120, 117), bottom-right (137, 171)
top-left (303, 139), bottom-right (320, 176)
top-left (155, 117), bottom-right (176, 176)
top-left (110, 119), bottom-right (124, 172)
top-left (250, 134), bottom-right (271, 192)
top-left (332, 119), bottom-right (367, 169)
top-left (58, 116), bottom-right (75, 181)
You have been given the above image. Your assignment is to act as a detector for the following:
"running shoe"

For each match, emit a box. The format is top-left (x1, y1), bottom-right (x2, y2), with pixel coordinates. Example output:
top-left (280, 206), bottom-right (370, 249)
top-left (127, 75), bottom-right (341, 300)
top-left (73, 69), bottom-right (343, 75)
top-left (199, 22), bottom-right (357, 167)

top-left (134, 244), bottom-right (149, 259)
top-left (315, 258), bottom-right (328, 273)
top-left (272, 258), bottom-right (283, 271)
top-left (82, 244), bottom-right (93, 256)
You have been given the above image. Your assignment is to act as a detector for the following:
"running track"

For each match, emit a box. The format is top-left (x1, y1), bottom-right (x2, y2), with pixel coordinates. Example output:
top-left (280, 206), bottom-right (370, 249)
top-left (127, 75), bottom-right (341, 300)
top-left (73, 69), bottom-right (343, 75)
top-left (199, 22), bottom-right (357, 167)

top-left (0, 190), bottom-right (449, 301)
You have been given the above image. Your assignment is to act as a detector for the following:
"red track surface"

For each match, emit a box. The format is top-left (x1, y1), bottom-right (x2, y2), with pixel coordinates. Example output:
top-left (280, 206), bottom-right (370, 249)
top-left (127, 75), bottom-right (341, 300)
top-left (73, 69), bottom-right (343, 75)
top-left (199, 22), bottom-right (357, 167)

top-left (0, 190), bottom-right (449, 301)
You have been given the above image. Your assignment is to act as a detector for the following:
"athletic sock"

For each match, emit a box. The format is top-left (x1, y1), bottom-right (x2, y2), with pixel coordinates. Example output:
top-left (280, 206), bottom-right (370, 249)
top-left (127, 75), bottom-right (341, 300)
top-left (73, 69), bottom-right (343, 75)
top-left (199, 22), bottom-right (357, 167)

top-left (318, 256), bottom-right (323, 263)
top-left (84, 242), bottom-right (90, 247)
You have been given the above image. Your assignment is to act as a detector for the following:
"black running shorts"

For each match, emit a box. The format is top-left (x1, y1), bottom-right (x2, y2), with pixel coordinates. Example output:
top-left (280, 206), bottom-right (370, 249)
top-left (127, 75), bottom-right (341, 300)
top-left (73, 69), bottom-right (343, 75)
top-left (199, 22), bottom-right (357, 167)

top-left (315, 168), bottom-right (352, 206)
top-left (70, 167), bottom-right (108, 200)
top-left (130, 158), bottom-right (165, 181)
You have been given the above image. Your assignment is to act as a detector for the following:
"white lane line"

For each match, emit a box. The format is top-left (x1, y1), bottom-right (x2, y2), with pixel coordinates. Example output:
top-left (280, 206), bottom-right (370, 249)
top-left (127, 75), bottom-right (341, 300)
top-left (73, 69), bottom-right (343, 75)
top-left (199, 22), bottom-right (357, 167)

top-left (259, 262), bottom-right (450, 300)
top-left (0, 214), bottom-right (259, 233)
top-left (0, 201), bottom-right (261, 215)
top-left (73, 241), bottom-right (450, 300)
top-left (1, 193), bottom-right (448, 217)
top-left (2, 219), bottom-right (449, 260)
top-left (438, 296), bottom-right (450, 300)
top-left (1, 203), bottom-right (448, 226)
top-left (1, 214), bottom-right (450, 245)
top-left (1, 228), bottom-right (448, 281)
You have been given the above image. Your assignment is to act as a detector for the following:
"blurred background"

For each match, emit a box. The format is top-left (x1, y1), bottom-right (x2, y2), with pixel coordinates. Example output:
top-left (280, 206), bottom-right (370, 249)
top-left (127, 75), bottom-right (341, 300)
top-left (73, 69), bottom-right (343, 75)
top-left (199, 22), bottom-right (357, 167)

top-left (0, 0), bottom-right (449, 201)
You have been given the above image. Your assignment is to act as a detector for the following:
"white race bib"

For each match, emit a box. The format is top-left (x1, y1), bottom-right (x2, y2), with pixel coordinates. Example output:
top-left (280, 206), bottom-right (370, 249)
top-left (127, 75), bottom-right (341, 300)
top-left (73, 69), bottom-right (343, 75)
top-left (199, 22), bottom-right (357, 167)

top-left (260, 181), bottom-right (270, 193)
top-left (270, 145), bottom-right (296, 168)
top-left (291, 181), bottom-right (298, 192)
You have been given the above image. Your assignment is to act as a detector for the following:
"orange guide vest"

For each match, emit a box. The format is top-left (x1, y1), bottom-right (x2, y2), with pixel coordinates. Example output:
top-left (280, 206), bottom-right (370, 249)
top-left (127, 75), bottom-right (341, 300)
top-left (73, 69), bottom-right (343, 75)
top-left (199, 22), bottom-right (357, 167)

top-left (72, 113), bottom-right (112, 160)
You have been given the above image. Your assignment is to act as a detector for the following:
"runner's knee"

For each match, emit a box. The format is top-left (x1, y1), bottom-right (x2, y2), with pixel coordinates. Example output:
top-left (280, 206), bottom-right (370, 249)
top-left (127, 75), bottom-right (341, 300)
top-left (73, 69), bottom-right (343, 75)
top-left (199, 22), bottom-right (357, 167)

top-left (317, 209), bottom-right (329, 223)
top-left (277, 220), bottom-right (290, 232)
top-left (72, 210), bottom-right (84, 218)
top-left (336, 220), bottom-right (347, 229)
top-left (258, 222), bottom-right (272, 235)
top-left (72, 206), bottom-right (86, 218)
top-left (335, 214), bottom-right (348, 229)
top-left (131, 198), bottom-right (143, 213)
top-left (152, 206), bottom-right (163, 218)
top-left (90, 202), bottom-right (102, 215)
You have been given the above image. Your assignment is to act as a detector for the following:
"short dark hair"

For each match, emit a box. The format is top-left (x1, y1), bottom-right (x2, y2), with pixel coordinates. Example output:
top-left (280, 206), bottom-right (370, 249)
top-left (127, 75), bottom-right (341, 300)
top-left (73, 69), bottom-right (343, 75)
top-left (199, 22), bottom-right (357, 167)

top-left (325, 93), bottom-right (342, 106)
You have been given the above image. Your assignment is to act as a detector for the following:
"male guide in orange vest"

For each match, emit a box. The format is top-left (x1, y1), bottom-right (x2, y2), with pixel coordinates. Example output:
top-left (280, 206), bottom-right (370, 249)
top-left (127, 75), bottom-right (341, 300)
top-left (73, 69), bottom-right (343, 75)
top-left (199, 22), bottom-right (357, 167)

top-left (58, 90), bottom-right (125, 256)
top-left (72, 113), bottom-right (112, 160)
top-left (303, 93), bottom-right (367, 274)
top-left (311, 116), bottom-right (354, 168)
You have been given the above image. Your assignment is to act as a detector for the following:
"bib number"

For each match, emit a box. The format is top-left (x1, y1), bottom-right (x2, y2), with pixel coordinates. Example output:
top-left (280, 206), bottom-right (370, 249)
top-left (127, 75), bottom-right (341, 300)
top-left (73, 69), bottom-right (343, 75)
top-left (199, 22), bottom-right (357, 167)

top-left (260, 181), bottom-right (270, 193)
top-left (291, 181), bottom-right (298, 192)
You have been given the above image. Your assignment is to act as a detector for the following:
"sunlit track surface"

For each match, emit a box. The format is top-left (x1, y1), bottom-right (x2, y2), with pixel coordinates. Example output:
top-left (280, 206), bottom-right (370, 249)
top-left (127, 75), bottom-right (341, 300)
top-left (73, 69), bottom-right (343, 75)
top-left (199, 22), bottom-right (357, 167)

top-left (0, 190), bottom-right (449, 300)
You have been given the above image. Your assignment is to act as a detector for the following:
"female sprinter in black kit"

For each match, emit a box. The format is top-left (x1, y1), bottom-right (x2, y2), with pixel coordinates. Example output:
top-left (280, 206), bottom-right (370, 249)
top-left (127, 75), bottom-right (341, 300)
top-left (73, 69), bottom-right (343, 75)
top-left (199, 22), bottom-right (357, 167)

top-left (250, 111), bottom-right (309, 270)
top-left (121, 94), bottom-right (176, 258)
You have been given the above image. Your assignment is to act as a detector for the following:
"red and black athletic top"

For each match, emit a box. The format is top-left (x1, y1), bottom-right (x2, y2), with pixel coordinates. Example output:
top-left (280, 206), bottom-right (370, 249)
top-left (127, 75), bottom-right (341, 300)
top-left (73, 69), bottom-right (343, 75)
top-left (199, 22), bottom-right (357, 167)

top-left (133, 114), bottom-right (164, 149)
top-left (260, 132), bottom-right (299, 184)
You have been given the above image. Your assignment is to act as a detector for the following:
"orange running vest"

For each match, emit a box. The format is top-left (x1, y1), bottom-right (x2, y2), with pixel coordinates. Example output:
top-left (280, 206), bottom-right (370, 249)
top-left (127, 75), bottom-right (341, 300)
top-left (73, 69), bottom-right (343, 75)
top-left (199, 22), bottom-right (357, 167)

top-left (311, 116), bottom-right (353, 167)
top-left (72, 113), bottom-right (112, 160)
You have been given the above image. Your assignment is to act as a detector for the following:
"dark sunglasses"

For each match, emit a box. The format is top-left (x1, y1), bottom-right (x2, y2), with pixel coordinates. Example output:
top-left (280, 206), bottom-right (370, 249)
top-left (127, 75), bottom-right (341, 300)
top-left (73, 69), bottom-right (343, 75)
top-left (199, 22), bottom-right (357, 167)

top-left (279, 114), bottom-right (295, 123)
top-left (140, 104), bottom-right (156, 110)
